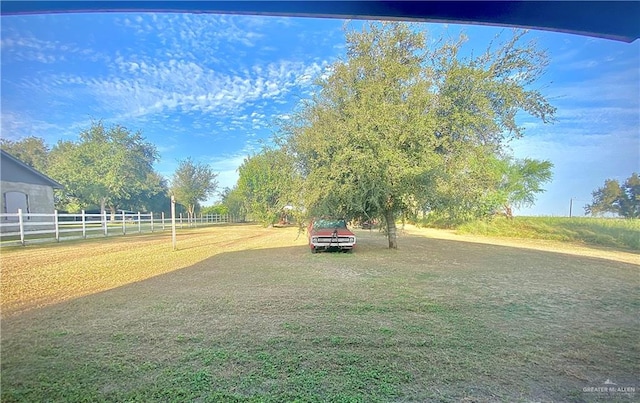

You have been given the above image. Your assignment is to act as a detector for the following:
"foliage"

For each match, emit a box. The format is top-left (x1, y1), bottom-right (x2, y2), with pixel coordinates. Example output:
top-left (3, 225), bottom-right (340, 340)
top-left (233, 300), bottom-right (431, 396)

top-left (120, 171), bottom-right (170, 214)
top-left (47, 121), bottom-right (160, 215)
top-left (496, 157), bottom-right (553, 218)
top-left (283, 22), bottom-right (555, 248)
top-left (0, 136), bottom-right (50, 172)
top-left (235, 148), bottom-right (301, 226)
top-left (585, 173), bottom-right (639, 218)
top-left (170, 158), bottom-right (218, 222)
top-left (421, 148), bottom-right (505, 223)
top-left (220, 186), bottom-right (248, 221)
top-left (201, 204), bottom-right (229, 215)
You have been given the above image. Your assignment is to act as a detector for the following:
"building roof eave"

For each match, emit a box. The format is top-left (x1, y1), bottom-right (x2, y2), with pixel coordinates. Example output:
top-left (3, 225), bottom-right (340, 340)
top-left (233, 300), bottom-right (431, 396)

top-left (0, 149), bottom-right (64, 189)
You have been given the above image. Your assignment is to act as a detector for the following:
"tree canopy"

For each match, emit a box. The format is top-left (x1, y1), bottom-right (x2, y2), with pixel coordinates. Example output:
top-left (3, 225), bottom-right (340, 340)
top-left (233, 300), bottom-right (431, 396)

top-left (47, 121), bottom-right (161, 215)
top-left (170, 158), bottom-right (218, 222)
top-left (496, 157), bottom-right (554, 218)
top-left (282, 22), bottom-right (555, 248)
top-left (585, 173), bottom-right (639, 218)
top-left (235, 148), bottom-right (301, 226)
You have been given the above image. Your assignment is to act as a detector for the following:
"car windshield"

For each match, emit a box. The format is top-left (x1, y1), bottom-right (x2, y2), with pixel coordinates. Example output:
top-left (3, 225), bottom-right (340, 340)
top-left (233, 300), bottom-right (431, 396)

top-left (313, 219), bottom-right (347, 229)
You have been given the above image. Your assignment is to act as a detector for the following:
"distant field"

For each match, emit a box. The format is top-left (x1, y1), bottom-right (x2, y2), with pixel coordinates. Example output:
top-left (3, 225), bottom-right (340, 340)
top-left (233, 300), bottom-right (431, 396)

top-left (1, 225), bottom-right (638, 401)
top-left (457, 216), bottom-right (640, 251)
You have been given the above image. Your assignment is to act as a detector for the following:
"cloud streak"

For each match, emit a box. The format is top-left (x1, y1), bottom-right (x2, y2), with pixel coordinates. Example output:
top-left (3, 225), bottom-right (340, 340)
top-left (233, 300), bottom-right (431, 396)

top-left (2, 13), bottom-right (334, 146)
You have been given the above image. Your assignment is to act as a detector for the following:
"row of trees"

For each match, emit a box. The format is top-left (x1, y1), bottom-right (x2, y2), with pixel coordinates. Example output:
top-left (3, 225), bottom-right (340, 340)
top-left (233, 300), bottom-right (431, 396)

top-left (6, 24), bottom-right (630, 249)
top-left (225, 23), bottom-right (556, 248)
top-left (1, 122), bottom-right (218, 220)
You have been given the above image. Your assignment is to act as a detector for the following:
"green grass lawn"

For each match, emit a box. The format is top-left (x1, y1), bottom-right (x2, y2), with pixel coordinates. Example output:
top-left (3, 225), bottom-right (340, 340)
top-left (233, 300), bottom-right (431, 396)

top-left (457, 216), bottom-right (640, 251)
top-left (1, 225), bottom-right (638, 401)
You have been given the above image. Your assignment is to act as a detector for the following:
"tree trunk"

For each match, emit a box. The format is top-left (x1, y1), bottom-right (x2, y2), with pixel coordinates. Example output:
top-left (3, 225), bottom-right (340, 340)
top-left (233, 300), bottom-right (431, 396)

top-left (384, 209), bottom-right (398, 249)
top-left (110, 206), bottom-right (116, 222)
top-left (504, 205), bottom-right (513, 219)
top-left (188, 204), bottom-right (195, 226)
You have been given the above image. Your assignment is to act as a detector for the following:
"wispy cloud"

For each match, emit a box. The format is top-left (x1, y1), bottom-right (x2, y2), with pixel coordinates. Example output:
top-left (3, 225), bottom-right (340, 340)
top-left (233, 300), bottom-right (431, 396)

top-left (1, 29), bottom-right (110, 65)
top-left (113, 13), bottom-right (267, 63)
top-left (81, 57), bottom-right (328, 121)
top-left (2, 13), bottom-right (333, 143)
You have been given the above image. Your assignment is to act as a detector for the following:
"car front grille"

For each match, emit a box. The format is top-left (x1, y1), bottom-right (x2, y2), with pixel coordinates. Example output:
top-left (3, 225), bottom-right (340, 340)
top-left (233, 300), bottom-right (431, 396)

top-left (316, 236), bottom-right (352, 243)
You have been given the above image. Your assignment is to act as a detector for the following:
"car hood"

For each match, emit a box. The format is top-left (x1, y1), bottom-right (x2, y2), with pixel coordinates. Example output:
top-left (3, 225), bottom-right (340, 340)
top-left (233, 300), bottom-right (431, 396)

top-left (310, 228), bottom-right (355, 237)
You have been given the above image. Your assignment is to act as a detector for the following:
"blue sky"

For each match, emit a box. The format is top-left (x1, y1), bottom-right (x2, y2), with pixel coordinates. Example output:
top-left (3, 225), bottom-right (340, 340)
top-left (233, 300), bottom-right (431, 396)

top-left (1, 12), bottom-right (638, 216)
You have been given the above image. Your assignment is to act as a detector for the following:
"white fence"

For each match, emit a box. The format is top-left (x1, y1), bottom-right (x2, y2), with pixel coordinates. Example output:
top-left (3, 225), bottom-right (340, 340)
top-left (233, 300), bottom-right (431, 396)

top-left (0, 209), bottom-right (238, 247)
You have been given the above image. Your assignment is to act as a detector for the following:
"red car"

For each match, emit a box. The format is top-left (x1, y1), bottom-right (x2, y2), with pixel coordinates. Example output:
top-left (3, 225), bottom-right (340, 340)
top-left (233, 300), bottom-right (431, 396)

top-left (308, 218), bottom-right (356, 253)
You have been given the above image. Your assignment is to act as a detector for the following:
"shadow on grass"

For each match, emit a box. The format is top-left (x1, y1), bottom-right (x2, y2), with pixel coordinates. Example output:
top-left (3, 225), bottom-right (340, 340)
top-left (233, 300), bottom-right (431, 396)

top-left (2, 231), bottom-right (639, 402)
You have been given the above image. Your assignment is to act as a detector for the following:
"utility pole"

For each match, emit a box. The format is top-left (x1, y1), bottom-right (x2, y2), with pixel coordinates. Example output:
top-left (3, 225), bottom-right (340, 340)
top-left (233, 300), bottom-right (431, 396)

top-left (569, 197), bottom-right (573, 218)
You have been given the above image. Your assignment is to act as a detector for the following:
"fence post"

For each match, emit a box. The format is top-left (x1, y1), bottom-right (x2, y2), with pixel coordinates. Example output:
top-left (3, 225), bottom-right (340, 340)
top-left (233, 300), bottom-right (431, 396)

top-left (122, 211), bottom-right (126, 235)
top-left (171, 196), bottom-right (177, 250)
top-left (150, 212), bottom-right (154, 233)
top-left (138, 211), bottom-right (142, 233)
top-left (54, 209), bottom-right (60, 242)
top-left (162, 212), bottom-right (165, 230)
top-left (103, 210), bottom-right (108, 236)
top-left (17, 208), bottom-right (25, 246)
top-left (180, 213), bottom-right (183, 229)
top-left (82, 209), bottom-right (87, 239)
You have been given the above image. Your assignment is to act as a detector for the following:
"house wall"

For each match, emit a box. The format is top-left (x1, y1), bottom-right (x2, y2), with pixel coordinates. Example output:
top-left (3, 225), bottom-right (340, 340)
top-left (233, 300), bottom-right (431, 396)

top-left (1, 180), bottom-right (56, 225)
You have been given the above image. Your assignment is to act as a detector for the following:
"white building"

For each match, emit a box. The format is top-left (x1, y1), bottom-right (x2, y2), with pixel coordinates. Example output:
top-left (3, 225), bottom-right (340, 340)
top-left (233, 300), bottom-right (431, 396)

top-left (1, 149), bottom-right (63, 222)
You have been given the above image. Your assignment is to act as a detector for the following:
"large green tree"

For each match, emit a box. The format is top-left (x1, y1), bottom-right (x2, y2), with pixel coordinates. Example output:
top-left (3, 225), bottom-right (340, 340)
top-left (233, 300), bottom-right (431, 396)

top-left (284, 23), bottom-right (555, 248)
top-left (48, 122), bottom-right (159, 215)
top-left (585, 173), bottom-right (639, 218)
top-left (170, 158), bottom-right (218, 223)
top-left (235, 148), bottom-right (301, 226)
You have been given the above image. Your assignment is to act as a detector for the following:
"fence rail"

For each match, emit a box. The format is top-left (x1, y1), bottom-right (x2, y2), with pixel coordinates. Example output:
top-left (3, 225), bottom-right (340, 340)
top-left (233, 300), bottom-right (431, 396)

top-left (0, 210), bottom-right (238, 247)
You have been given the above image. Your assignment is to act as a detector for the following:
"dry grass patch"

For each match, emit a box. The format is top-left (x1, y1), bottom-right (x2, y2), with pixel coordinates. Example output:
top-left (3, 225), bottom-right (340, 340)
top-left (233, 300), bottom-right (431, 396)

top-left (1, 225), bottom-right (638, 401)
top-left (1, 224), bottom-right (306, 317)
